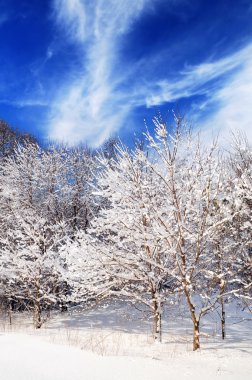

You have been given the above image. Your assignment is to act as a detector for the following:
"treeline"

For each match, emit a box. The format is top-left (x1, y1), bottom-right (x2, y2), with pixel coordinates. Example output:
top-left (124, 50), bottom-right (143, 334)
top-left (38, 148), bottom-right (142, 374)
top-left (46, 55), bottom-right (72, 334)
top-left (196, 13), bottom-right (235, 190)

top-left (0, 117), bottom-right (251, 351)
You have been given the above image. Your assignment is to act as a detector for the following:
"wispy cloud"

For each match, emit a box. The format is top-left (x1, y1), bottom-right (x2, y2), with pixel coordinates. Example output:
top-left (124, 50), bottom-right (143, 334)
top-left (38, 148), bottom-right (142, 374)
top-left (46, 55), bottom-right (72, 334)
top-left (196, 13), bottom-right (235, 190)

top-left (144, 44), bottom-right (252, 107)
top-left (49, 0), bottom-right (154, 146)
top-left (0, 98), bottom-right (49, 108)
top-left (48, 0), bottom-right (252, 146)
top-left (199, 47), bottom-right (252, 145)
top-left (135, 43), bottom-right (252, 145)
top-left (52, 0), bottom-right (87, 42)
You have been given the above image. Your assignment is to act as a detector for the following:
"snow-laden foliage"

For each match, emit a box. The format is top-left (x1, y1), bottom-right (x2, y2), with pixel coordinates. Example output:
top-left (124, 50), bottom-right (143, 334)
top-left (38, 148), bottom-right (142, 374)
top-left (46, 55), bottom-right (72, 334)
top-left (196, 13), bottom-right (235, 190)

top-left (0, 143), bottom-right (97, 326)
top-left (144, 119), bottom-right (235, 349)
top-left (60, 231), bottom-right (113, 306)
top-left (0, 119), bottom-right (251, 350)
top-left (89, 146), bottom-right (175, 341)
top-left (227, 134), bottom-right (252, 307)
top-left (0, 212), bottom-right (67, 327)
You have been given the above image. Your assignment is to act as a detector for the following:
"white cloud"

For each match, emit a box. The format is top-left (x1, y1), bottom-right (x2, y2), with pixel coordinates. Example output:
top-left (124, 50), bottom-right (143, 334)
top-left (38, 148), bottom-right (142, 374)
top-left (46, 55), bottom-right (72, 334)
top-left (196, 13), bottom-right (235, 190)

top-left (145, 44), bottom-right (252, 107)
top-left (52, 0), bottom-right (87, 42)
top-left (49, 0), bottom-right (153, 146)
top-left (199, 49), bottom-right (252, 145)
top-left (142, 43), bottom-right (252, 145)
top-left (49, 0), bottom-right (252, 147)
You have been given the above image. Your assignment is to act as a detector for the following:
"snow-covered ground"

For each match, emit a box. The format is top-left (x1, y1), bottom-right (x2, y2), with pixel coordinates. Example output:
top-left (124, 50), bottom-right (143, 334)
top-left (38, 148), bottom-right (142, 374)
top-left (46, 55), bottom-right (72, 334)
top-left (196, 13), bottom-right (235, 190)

top-left (0, 301), bottom-right (251, 380)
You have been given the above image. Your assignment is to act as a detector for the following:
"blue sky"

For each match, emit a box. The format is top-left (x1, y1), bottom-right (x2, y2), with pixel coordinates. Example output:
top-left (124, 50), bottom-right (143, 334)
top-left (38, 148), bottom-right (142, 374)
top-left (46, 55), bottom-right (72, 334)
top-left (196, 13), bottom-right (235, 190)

top-left (0, 0), bottom-right (252, 147)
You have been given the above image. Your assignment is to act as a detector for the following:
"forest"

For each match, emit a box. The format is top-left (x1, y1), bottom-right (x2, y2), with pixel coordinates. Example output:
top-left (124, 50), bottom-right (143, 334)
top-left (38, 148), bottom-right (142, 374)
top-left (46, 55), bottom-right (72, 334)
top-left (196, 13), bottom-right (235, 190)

top-left (0, 116), bottom-right (251, 351)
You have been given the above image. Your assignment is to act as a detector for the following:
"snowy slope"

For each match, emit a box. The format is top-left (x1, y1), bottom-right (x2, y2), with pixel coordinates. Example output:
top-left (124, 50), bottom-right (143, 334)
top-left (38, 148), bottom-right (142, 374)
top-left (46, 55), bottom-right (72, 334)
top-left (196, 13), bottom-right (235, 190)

top-left (0, 332), bottom-right (251, 380)
top-left (0, 301), bottom-right (251, 380)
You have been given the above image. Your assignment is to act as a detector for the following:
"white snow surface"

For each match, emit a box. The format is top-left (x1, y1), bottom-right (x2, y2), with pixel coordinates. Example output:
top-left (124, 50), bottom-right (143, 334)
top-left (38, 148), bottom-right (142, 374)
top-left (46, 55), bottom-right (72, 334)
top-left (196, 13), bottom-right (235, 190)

top-left (0, 302), bottom-right (251, 380)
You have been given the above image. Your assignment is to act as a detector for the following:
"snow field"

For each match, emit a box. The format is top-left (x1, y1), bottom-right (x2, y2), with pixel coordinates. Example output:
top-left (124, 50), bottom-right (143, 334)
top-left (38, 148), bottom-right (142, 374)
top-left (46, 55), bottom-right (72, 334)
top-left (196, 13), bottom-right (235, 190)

top-left (0, 302), bottom-right (251, 380)
top-left (0, 331), bottom-right (251, 380)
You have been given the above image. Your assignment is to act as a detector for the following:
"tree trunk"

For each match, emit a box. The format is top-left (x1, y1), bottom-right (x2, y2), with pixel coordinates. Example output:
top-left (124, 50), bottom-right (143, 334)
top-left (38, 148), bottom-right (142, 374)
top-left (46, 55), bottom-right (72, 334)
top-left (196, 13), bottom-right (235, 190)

top-left (34, 274), bottom-right (43, 329)
top-left (193, 319), bottom-right (200, 351)
top-left (152, 298), bottom-right (162, 342)
top-left (217, 241), bottom-right (226, 340)
top-left (8, 302), bottom-right (12, 325)
top-left (33, 280), bottom-right (52, 327)
top-left (34, 300), bottom-right (42, 329)
top-left (220, 295), bottom-right (225, 340)
top-left (184, 285), bottom-right (200, 351)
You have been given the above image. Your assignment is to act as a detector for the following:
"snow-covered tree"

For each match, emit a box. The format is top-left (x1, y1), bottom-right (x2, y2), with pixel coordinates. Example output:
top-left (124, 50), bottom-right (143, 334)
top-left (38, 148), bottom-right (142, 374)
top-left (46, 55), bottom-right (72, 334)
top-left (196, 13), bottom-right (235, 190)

top-left (227, 133), bottom-right (252, 309)
top-left (60, 231), bottom-right (112, 308)
top-left (64, 147), bottom-right (97, 234)
top-left (0, 143), bottom-right (97, 241)
top-left (89, 145), bottom-right (175, 341)
top-left (143, 116), bottom-right (236, 350)
top-left (0, 142), bottom-right (99, 324)
top-left (0, 144), bottom-right (67, 322)
top-left (0, 209), bottom-right (67, 328)
top-left (0, 117), bottom-right (250, 347)
top-left (0, 119), bottom-right (36, 160)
